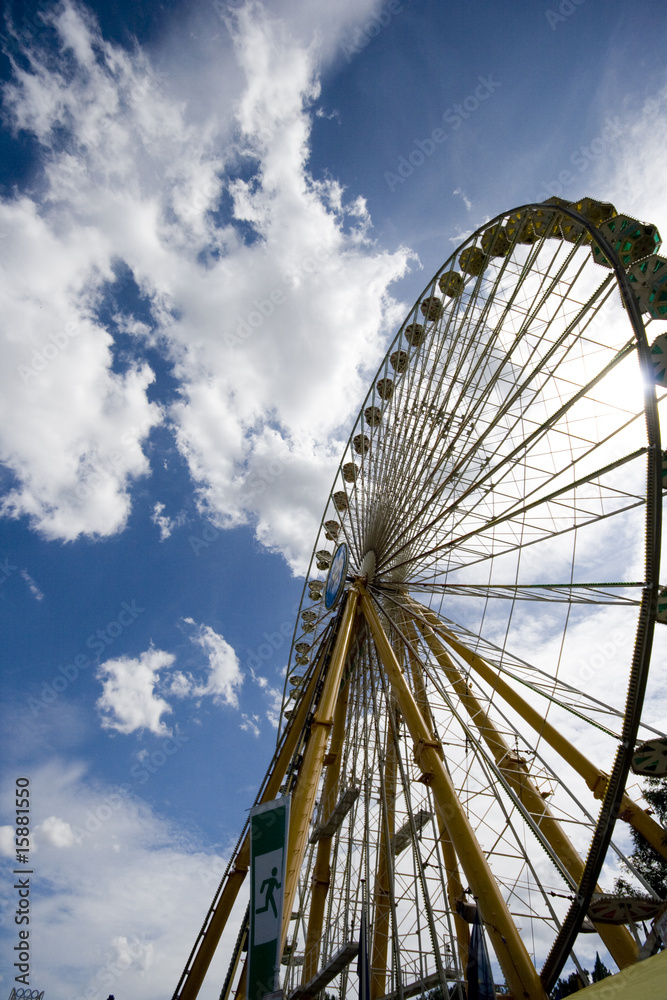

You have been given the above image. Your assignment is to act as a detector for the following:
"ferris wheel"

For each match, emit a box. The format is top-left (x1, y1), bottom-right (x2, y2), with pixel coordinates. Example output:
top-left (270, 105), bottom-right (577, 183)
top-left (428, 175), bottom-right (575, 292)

top-left (174, 200), bottom-right (667, 1000)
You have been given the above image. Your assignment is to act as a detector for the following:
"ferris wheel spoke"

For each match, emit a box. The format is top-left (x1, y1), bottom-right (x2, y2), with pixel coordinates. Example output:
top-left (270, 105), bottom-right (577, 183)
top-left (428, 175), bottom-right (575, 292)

top-left (376, 380), bottom-right (636, 579)
top-left (396, 593), bottom-right (667, 877)
top-left (377, 258), bottom-right (619, 520)
top-left (344, 464), bottom-right (366, 563)
top-left (374, 447), bottom-right (647, 583)
top-left (405, 501), bottom-right (646, 585)
top-left (401, 327), bottom-right (633, 525)
top-left (399, 273), bottom-right (619, 516)
top-left (373, 334), bottom-right (637, 577)
top-left (378, 588), bottom-right (649, 744)
top-left (374, 590), bottom-right (647, 971)
top-left (364, 251), bottom-right (546, 534)
top-left (375, 261), bottom-right (528, 510)
top-left (398, 581), bottom-right (644, 606)
top-left (374, 589), bottom-right (602, 824)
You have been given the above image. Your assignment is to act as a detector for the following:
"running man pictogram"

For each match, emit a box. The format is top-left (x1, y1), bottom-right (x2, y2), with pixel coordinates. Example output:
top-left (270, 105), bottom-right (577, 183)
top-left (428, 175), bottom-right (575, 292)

top-left (256, 866), bottom-right (282, 918)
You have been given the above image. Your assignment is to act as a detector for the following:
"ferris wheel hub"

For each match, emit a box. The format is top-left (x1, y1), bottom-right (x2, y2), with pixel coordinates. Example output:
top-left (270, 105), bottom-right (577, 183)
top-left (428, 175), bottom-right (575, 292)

top-left (359, 549), bottom-right (376, 583)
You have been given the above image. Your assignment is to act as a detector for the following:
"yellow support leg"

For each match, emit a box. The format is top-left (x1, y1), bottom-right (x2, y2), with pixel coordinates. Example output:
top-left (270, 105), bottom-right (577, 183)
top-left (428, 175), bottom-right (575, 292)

top-left (280, 587), bottom-right (360, 956)
top-left (399, 614), bottom-right (470, 980)
top-left (411, 600), bottom-right (667, 863)
top-left (301, 680), bottom-right (350, 983)
top-left (416, 615), bottom-right (638, 969)
top-left (233, 958), bottom-right (247, 1000)
top-left (359, 585), bottom-right (549, 1000)
top-left (175, 628), bottom-right (334, 1000)
top-left (370, 700), bottom-right (398, 1000)
top-left (401, 615), bottom-right (436, 731)
top-left (438, 824), bottom-right (471, 982)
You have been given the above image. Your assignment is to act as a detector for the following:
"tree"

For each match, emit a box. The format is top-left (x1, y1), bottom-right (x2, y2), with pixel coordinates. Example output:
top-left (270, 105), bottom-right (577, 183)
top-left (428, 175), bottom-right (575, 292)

top-left (591, 952), bottom-right (612, 983)
top-left (614, 776), bottom-right (667, 898)
top-left (550, 969), bottom-right (589, 998)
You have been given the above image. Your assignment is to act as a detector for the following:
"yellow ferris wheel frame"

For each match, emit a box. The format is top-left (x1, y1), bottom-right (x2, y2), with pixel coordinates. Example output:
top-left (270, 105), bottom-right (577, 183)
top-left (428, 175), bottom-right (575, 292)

top-left (173, 199), bottom-right (667, 1000)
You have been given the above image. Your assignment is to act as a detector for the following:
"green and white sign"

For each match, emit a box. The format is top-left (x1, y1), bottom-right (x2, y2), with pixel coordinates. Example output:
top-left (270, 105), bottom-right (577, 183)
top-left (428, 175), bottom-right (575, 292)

top-left (248, 796), bottom-right (290, 1000)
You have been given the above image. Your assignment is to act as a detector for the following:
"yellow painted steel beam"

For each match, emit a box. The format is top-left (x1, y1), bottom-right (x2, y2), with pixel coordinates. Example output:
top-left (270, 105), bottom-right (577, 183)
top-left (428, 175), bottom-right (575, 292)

top-left (176, 636), bottom-right (331, 1000)
top-left (400, 610), bottom-right (436, 732)
top-left (411, 600), bottom-right (667, 863)
top-left (359, 585), bottom-right (549, 1000)
top-left (399, 614), bottom-right (470, 979)
top-left (233, 957), bottom-right (247, 1000)
top-left (438, 824), bottom-right (471, 980)
top-left (220, 932), bottom-right (248, 1000)
top-left (280, 587), bottom-right (360, 954)
top-left (301, 679), bottom-right (350, 983)
top-left (417, 617), bottom-right (638, 969)
top-left (370, 700), bottom-right (398, 1000)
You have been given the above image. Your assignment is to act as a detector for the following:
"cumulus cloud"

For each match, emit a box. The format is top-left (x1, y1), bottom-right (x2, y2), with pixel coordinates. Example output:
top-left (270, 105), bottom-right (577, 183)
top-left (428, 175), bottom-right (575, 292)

top-left (96, 648), bottom-right (175, 736)
top-left (151, 501), bottom-right (187, 541)
top-left (0, 761), bottom-right (243, 1000)
top-left (168, 671), bottom-right (194, 698)
top-left (95, 624), bottom-right (245, 735)
top-left (0, 0), bottom-right (413, 573)
top-left (35, 814), bottom-right (77, 848)
top-left (184, 618), bottom-right (244, 707)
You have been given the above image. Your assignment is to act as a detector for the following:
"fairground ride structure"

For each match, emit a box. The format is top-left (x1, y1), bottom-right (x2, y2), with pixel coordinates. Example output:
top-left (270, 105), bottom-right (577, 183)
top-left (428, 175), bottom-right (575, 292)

top-left (173, 198), bottom-right (667, 1000)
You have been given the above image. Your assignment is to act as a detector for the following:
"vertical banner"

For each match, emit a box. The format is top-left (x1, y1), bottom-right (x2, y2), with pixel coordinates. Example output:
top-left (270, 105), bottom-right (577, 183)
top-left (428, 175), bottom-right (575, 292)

top-left (248, 796), bottom-right (290, 1000)
top-left (467, 907), bottom-right (496, 1000)
top-left (356, 903), bottom-right (370, 1000)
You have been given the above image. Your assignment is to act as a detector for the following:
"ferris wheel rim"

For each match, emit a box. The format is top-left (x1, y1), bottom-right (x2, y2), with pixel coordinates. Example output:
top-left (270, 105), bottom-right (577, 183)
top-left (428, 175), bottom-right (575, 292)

top-left (279, 198), bottom-right (663, 991)
top-left (531, 201), bottom-right (661, 987)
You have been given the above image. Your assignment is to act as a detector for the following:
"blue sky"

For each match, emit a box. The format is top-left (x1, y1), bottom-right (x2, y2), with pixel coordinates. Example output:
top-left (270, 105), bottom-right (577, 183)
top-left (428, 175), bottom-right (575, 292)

top-left (1, 0), bottom-right (667, 996)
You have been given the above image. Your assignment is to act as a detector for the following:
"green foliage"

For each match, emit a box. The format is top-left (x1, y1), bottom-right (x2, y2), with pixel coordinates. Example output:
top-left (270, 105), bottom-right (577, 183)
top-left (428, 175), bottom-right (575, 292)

top-left (550, 969), bottom-right (589, 998)
top-left (417, 988), bottom-right (443, 1000)
top-left (592, 952), bottom-right (612, 983)
top-left (614, 775), bottom-right (667, 898)
top-left (549, 952), bottom-right (611, 996)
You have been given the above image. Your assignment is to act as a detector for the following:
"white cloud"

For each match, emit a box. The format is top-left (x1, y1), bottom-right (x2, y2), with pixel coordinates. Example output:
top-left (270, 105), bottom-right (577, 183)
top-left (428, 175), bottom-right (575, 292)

top-left (185, 619), bottom-right (244, 707)
top-left (0, 761), bottom-right (244, 1000)
top-left (0, 190), bottom-right (163, 540)
top-left (20, 568), bottom-right (44, 600)
top-left (95, 624), bottom-right (245, 733)
top-left (168, 670), bottom-right (194, 698)
top-left (589, 83), bottom-right (667, 240)
top-left (151, 501), bottom-right (187, 541)
top-left (0, 0), bottom-right (413, 572)
top-left (248, 667), bottom-right (284, 729)
top-left (453, 186), bottom-right (472, 210)
top-left (262, 682), bottom-right (285, 728)
top-left (35, 814), bottom-right (77, 848)
top-left (240, 712), bottom-right (261, 737)
top-left (96, 648), bottom-right (175, 736)
top-left (0, 824), bottom-right (14, 856)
